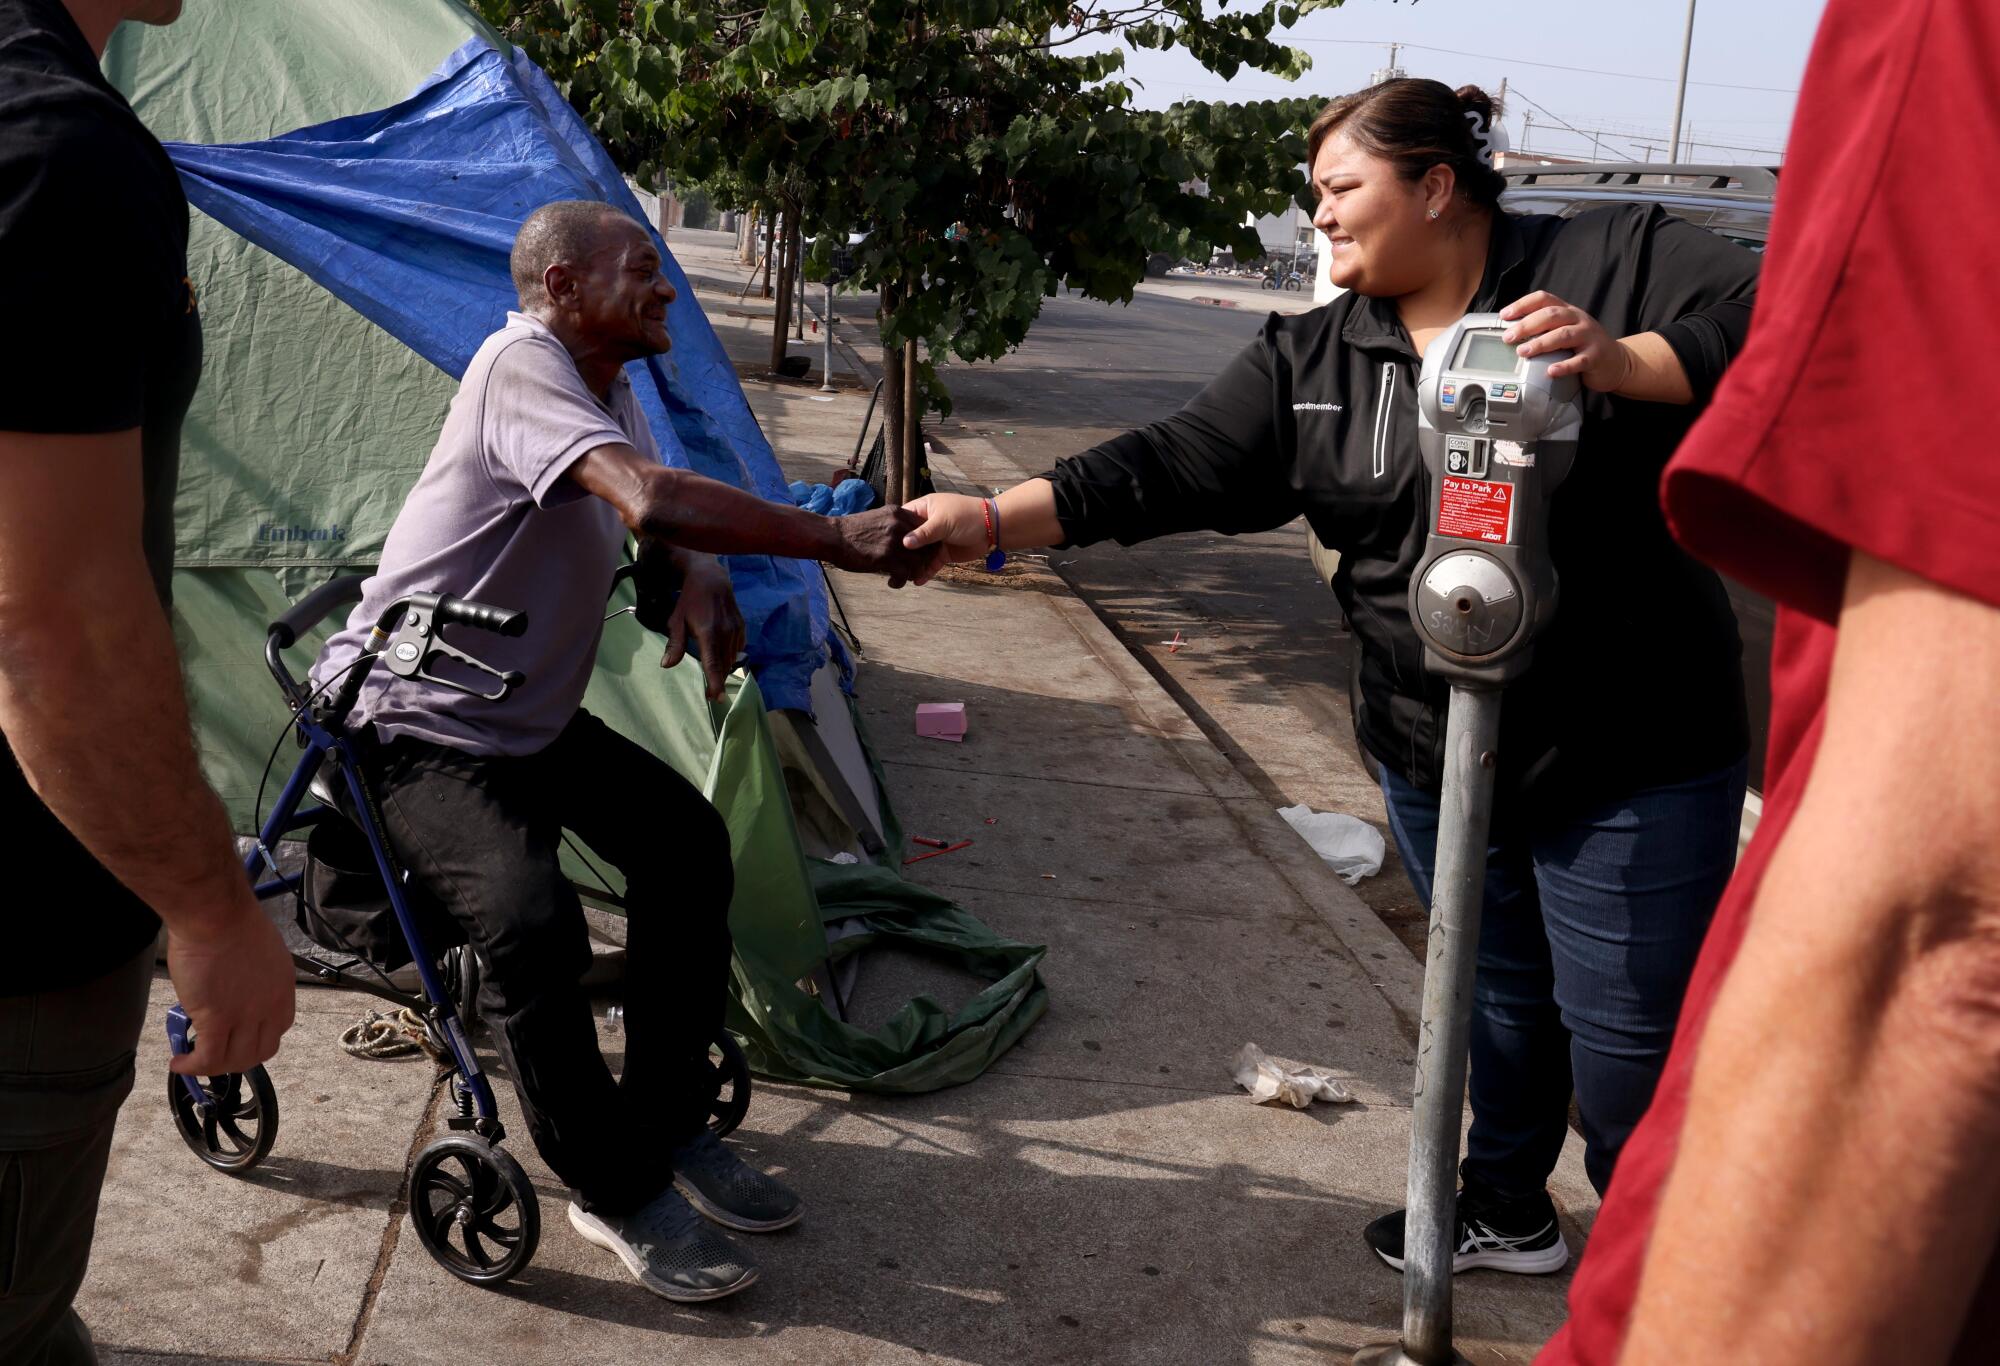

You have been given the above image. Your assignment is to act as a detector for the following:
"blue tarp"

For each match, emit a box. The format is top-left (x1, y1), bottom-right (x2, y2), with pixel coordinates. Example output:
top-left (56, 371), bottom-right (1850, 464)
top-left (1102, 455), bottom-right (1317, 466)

top-left (162, 38), bottom-right (833, 714)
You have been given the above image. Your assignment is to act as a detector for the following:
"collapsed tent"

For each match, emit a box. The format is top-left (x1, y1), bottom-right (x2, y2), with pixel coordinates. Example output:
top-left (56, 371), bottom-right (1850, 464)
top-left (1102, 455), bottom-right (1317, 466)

top-left (105, 0), bottom-right (1045, 1092)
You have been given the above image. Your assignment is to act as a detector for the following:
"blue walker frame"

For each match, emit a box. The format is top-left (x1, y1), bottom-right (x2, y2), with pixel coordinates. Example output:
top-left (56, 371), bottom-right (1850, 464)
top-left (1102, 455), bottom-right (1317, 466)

top-left (161, 570), bottom-right (749, 1286)
top-left (166, 698), bottom-right (502, 1132)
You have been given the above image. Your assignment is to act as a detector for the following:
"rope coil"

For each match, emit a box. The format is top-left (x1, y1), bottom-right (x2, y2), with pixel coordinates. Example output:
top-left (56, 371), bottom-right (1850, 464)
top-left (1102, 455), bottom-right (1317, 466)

top-left (339, 1006), bottom-right (445, 1062)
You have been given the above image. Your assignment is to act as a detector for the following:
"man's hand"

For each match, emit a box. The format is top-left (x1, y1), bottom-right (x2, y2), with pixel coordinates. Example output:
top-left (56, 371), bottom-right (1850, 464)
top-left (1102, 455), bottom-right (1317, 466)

top-left (829, 505), bottom-right (939, 586)
top-left (662, 551), bottom-right (745, 700)
top-left (899, 493), bottom-right (996, 585)
top-left (167, 892), bottom-right (297, 1076)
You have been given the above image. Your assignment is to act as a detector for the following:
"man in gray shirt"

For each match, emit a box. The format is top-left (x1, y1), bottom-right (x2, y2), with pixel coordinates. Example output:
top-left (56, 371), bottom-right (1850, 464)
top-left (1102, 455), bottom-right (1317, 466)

top-left (315, 201), bottom-right (933, 1303)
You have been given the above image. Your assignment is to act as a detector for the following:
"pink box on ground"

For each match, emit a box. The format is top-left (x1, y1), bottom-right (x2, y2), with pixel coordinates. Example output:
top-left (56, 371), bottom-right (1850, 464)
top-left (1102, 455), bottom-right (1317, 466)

top-left (916, 702), bottom-right (967, 742)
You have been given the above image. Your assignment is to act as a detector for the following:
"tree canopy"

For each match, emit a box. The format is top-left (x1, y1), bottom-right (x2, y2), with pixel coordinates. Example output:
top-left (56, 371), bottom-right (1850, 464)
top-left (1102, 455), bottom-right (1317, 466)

top-left (476, 0), bottom-right (1338, 427)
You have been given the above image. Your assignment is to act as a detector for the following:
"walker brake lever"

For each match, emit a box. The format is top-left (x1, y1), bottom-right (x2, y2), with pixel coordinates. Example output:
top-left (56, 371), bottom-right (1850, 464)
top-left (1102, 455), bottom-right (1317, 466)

top-left (381, 595), bottom-right (526, 702)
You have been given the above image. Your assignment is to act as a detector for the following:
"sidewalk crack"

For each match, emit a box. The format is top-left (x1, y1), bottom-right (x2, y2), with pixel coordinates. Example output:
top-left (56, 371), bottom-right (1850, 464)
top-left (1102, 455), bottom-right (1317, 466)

top-left (333, 1070), bottom-right (449, 1366)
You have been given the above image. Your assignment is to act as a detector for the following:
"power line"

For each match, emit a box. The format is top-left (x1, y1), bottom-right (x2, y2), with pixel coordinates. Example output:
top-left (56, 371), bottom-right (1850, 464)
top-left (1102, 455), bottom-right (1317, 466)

top-left (1509, 87), bottom-right (1646, 161)
top-left (1286, 36), bottom-right (1801, 95)
top-left (1628, 134), bottom-right (1787, 157)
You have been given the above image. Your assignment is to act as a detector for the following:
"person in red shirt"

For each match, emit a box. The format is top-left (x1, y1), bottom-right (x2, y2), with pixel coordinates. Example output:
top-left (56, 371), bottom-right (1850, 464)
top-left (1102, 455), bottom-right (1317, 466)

top-left (1540, 0), bottom-right (2000, 1360)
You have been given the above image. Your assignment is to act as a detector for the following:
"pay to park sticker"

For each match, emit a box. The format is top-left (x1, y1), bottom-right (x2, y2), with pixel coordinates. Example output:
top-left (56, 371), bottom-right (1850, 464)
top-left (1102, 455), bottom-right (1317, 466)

top-left (1436, 476), bottom-right (1514, 544)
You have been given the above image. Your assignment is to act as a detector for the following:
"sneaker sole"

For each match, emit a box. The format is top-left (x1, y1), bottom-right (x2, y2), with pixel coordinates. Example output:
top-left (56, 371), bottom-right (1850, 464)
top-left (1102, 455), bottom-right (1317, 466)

top-left (674, 1176), bottom-right (805, 1234)
top-left (1371, 1241), bottom-right (1570, 1276)
top-left (567, 1204), bottom-right (760, 1302)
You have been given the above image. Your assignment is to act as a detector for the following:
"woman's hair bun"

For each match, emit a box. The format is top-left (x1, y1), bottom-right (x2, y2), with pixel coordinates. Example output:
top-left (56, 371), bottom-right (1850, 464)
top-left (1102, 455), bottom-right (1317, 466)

top-left (1455, 85), bottom-right (1500, 127)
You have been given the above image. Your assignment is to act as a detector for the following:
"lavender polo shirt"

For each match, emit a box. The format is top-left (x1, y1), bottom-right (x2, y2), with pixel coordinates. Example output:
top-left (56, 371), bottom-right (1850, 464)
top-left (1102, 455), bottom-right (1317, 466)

top-left (313, 312), bottom-right (651, 756)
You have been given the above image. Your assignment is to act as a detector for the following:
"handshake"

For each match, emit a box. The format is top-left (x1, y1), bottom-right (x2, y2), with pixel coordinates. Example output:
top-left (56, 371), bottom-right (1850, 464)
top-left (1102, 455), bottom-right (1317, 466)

top-left (826, 493), bottom-right (1015, 588)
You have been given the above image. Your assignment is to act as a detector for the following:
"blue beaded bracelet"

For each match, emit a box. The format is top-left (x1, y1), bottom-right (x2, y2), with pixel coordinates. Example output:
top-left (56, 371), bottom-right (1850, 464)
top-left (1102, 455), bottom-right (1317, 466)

top-left (985, 497), bottom-right (1005, 572)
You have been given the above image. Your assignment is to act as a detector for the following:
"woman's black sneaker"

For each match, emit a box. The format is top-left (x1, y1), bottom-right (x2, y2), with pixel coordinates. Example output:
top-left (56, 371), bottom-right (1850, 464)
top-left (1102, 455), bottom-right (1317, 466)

top-left (1363, 1187), bottom-right (1569, 1275)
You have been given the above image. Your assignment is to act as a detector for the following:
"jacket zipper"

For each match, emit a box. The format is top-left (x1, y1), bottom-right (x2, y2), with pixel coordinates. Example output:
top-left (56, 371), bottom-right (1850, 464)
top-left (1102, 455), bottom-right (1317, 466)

top-left (1371, 361), bottom-right (1397, 480)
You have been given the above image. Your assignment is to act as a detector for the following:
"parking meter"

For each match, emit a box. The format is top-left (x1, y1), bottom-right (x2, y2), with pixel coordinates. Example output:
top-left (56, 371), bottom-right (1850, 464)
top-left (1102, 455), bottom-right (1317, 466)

top-left (1358, 316), bottom-right (1584, 1366)
top-left (1408, 314), bottom-right (1582, 687)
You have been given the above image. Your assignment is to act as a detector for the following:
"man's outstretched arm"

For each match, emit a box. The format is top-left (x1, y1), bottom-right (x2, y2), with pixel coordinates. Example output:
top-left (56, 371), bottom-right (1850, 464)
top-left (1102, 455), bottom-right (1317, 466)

top-left (567, 444), bottom-right (935, 581)
top-left (0, 429), bottom-right (295, 1077)
top-left (1621, 551), bottom-right (2000, 1364)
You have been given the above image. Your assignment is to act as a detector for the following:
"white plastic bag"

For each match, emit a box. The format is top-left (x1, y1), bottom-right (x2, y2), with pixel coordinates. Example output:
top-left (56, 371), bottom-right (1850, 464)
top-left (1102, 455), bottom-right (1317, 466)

top-left (1230, 1042), bottom-right (1357, 1109)
top-left (1276, 804), bottom-right (1385, 885)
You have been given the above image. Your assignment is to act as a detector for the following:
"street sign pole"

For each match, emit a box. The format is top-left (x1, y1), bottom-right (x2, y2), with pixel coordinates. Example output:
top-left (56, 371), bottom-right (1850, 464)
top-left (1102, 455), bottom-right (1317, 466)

top-left (1669, 0), bottom-right (1698, 162)
top-left (820, 278), bottom-right (837, 394)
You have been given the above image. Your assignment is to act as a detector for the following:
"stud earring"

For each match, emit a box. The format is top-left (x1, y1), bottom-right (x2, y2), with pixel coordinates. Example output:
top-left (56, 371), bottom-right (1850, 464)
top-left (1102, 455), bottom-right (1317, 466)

top-left (1428, 208), bottom-right (1441, 220)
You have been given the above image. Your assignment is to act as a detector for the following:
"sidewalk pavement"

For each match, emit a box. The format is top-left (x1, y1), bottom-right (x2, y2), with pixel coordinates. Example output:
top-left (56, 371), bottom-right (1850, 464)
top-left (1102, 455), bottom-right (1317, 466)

top-left (82, 261), bottom-right (1597, 1366)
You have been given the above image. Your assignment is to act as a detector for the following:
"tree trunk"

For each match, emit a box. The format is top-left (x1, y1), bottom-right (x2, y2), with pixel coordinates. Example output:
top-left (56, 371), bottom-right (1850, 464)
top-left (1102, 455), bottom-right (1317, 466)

top-left (768, 201), bottom-right (797, 375)
top-left (880, 284), bottom-right (905, 505)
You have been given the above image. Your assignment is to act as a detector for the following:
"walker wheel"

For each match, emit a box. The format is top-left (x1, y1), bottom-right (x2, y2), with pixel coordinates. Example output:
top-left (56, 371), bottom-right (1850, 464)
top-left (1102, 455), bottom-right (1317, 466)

top-left (168, 1065), bottom-right (280, 1174)
top-left (408, 1134), bottom-right (539, 1285)
top-left (708, 1030), bottom-right (750, 1137)
top-left (440, 943), bottom-right (481, 1030)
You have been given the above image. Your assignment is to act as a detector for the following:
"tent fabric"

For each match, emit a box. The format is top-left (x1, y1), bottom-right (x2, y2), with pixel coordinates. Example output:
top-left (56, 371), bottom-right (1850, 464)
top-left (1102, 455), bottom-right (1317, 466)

top-left (105, 2), bottom-right (482, 588)
top-left (157, 36), bottom-right (828, 713)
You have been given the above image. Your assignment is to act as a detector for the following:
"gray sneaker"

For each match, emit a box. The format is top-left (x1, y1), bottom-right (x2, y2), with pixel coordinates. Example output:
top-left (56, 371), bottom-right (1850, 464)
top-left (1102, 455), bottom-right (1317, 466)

top-left (568, 1188), bottom-right (759, 1302)
top-left (671, 1129), bottom-right (803, 1233)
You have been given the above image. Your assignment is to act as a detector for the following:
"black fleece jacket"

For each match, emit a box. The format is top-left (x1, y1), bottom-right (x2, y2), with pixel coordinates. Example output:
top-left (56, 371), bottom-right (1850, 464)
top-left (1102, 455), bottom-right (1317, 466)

top-left (1047, 204), bottom-right (1761, 812)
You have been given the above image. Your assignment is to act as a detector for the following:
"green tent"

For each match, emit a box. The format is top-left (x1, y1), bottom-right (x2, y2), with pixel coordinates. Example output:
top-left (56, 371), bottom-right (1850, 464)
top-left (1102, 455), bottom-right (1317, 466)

top-left (107, 0), bottom-right (1046, 1092)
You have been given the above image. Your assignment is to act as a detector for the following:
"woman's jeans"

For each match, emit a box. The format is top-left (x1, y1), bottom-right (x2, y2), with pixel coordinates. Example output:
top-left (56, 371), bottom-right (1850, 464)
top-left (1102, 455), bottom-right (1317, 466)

top-left (1378, 757), bottom-right (1747, 1198)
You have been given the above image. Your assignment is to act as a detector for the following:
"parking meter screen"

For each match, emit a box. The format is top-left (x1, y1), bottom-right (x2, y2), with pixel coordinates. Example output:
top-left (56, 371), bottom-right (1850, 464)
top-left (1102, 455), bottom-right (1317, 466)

top-left (1456, 331), bottom-right (1519, 374)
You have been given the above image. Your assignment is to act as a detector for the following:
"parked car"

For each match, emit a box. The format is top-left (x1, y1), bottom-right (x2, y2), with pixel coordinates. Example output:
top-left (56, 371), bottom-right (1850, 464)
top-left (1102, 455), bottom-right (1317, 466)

top-left (1498, 161), bottom-right (1773, 252)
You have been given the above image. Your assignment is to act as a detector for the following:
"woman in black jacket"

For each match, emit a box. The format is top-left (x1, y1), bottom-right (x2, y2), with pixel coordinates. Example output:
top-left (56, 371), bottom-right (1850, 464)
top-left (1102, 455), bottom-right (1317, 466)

top-left (903, 78), bottom-right (1758, 1276)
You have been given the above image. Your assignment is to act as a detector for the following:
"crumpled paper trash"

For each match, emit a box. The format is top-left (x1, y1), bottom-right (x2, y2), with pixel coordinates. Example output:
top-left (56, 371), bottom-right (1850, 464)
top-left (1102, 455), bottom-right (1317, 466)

top-left (1276, 804), bottom-right (1385, 884)
top-left (1231, 1042), bottom-right (1357, 1109)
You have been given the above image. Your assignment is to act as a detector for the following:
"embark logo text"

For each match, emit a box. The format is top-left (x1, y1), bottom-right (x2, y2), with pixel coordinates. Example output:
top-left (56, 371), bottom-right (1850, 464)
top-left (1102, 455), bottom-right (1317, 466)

top-left (258, 522), bottom-right (349, 543)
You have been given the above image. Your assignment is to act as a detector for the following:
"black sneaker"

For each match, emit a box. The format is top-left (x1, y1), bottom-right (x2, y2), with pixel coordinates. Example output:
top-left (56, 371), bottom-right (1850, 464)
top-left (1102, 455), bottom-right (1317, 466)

top-left (568, 1189), bottom-right (759, 1302)
top-left (1363, 1187), bottom-right (1569, 1275)
top-left (671, 1129), bottom-right (803, 1233)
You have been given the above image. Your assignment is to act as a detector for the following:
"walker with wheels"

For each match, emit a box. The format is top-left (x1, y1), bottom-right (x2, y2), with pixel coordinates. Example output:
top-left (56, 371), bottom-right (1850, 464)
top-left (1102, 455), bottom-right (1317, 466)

top-left (164, 570), bottom-right (750, 1287)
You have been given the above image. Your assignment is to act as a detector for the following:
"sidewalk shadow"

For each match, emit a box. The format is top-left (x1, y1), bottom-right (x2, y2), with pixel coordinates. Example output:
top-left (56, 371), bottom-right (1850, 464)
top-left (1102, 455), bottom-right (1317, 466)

top-left (487, 1097), bottom-right (1423, 1365)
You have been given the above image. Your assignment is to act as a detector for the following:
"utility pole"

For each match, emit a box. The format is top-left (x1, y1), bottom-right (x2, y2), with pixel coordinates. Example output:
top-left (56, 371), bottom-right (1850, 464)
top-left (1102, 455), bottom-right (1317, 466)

top-left (1668, 0), bottom-right (1697, 163)
top-left (1520, 109), bottom-right (1532, 155)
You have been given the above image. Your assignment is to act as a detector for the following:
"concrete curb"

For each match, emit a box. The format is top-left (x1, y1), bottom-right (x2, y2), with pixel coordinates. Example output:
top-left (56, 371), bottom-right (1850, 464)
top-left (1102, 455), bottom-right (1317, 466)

top-left (924, 441), bottom-right (1428, 1034)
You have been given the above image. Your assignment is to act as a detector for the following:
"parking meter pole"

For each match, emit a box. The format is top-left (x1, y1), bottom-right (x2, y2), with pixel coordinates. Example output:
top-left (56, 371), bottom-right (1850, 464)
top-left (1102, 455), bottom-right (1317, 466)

top-left (1354, 314), bottom-right (1579, 1366)
top-left (820, 279), bottom-right (837, 393)
top-left (1411, 684), bottom-right (1500, 1362)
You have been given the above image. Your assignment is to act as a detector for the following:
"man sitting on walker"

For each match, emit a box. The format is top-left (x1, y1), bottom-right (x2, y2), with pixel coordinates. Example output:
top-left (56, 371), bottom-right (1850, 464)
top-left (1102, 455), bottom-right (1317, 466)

top-left (314, 200), bottom-right (933, 1302)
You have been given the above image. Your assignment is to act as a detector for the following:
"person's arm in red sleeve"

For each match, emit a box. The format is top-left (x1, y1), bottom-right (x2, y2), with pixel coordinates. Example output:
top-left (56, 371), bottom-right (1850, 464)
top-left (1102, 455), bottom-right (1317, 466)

top-left (1620, 551), bottom-right (2000, 1364)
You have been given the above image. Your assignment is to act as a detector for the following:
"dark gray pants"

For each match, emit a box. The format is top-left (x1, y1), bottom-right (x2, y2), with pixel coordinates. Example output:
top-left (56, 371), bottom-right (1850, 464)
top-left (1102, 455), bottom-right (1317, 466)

top-left (0, 947), bottom-right (154, 1366)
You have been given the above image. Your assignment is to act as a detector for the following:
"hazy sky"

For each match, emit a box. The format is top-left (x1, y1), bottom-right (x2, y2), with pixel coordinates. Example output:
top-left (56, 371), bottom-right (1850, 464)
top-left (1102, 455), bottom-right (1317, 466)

top-left (1076, 0), bottom-right (1831, 163)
